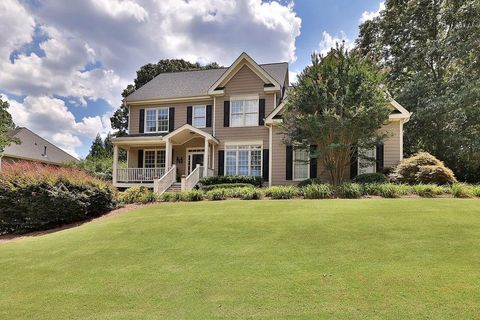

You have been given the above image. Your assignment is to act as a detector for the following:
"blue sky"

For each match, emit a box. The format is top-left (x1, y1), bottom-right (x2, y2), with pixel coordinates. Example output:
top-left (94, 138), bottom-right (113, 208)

top-left (0, 0), bottom-right (383, 158)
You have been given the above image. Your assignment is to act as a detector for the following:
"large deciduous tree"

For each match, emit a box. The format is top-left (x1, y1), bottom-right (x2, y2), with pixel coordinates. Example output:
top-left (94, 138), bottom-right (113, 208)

top-left (110, 59), bottom-right (220, 136)
top-left (282, 46), bottom-right (390, 185)
top-left (356, 0), bottom-right (480, 182)
top-left (0, 98), bottom-right (19, 154)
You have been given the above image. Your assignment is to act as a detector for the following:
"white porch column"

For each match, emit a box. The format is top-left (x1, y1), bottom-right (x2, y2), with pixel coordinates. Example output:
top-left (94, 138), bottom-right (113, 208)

top-left (204, 138), bottom-right (209, 176)
top-left (212, 144), bottom-right (215, 174)
top-left (268, 125), bottom-right (273, 186)
top-left (113, 145), bottom-right (118, 185)
top-left (166, 139), bottom-right (172, 170)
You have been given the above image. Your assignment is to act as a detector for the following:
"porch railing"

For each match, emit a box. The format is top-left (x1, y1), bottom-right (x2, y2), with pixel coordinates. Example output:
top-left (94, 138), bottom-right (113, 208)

top-left (182, 164), bottom-right (204, 192)
top-left (153, 165), bottom-right (176, 194)
top-left (116, 168), bottom-right (165, 183)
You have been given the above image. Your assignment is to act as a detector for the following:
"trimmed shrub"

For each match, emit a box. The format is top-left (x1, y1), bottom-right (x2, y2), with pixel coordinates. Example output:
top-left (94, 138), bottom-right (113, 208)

top-left (200, 183), bottom-right (254, 191)
top-left (119, 186), bottom-right (156, 204)
top-left (206, 189), bottom-right (226, 201)
top-left (412, 184), bottom-right (448, 198)
top-left (179, 190), bottom-right (204, 202)
top-left (199, 175), bottom-right (263, 187)
top-left (158, 192), bottom-right (179, 202)
top-left (0, 161), bottom-right (116, 235)
top-left (336, 183), bottom-right (362, 199)
top-left (353, 173), bottom-right (388, 184)
top-left (263, 186), bottom-right (301, 199)
top-left (451, 183), bottom-right (475, 198)
top-left (390, 152), bottom-right (457, 185)
top-left (297, 178), bottom-right (324, 187)
top-left (240, 188), bottom-right (263, 200)
top-left (302, 184), bottom-right (333, 199)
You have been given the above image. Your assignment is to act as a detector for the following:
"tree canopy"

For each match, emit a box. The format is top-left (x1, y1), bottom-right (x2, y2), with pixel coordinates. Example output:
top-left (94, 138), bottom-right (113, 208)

top-left (356, 0), bottom-right (480, 181)
top-left (282, 46), bottom-right (390, 185)
top-left (0, 98), bottom-right (19, 154)
top-left (111, 59), bottom-right (220, 135)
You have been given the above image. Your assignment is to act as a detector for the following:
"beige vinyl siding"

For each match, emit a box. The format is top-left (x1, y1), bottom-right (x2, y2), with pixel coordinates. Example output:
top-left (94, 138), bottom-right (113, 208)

top-left (212, 64), bottom-right (275, 176)
top-left (214, 64), bottom-right (274, 149)
top-left (379, 120), bottom-right (402, 169)
top-left (128, 101), bottom-right (214, 135)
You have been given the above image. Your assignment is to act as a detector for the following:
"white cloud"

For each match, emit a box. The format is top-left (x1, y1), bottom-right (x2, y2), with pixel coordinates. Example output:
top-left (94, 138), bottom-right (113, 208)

top-left (3, 95), bottom-right (111, 158)
top-left (289, 70), bottom-right (299, 85)
top-left (318, 31), bottom-right (354, 56)
top-left (360, 2), bottom-right (385, 23)
top-left (0, 0), bottom-right (302, 156)
top-left (0, 0), bottom-right (35, 60)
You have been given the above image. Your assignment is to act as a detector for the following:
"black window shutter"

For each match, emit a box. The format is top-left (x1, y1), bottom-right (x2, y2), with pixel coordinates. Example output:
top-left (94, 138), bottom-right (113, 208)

top-left (206, 105), bottom-right (212, 127)
top-left (350, 147), bottom-right (358, 179)
top-left (187, 106), bottom-right (192, 125)
top-left (218, 150), bottom-right (225, 176)
top-left (310, 145), bottom-right (317, 178)
top-left (286, 145), bottom-right (293, 180)
top-left (139, 109), bottom-right (145, 134)
top-left (169, 107), bottom-right (175, 132)
top-left (138, 149), bottom-right (144, 168)
top-left (376, 143), bottom-right (384, 172)
top-left (223, 101), bottom-right (230, 127)
top-left (259, 99), bottom-right (265, 126)
top-left (262, 149), bottom-right (269, 181)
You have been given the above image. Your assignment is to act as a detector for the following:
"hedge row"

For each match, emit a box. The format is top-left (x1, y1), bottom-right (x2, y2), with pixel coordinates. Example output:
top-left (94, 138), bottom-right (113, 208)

top-left (119, 182), bottom-right (480, 204)
top-left (0, 162), bottom-right (117, 235)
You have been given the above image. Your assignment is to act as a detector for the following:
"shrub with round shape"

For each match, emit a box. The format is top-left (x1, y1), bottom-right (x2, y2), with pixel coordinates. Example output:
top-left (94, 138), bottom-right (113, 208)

top-left (390, 152), bottom-right (457, 185)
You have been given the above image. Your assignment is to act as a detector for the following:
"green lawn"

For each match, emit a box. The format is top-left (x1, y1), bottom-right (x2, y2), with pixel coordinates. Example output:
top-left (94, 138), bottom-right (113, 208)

top-left (1, 199), bottom-right (480, 319)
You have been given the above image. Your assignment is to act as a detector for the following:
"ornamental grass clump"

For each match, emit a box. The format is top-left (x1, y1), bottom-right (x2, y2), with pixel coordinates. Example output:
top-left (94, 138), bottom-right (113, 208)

top-left (263, 186), bottom-right (300, 199)
top-left (179, 190), bottom-right (204, 202)
top-left (451, 183), bottom-right (475, 198)
top-left (206, 189), bottom-right (226, 201)
top-left (240, 188), bottom-right (262, 200)
top-left (336, 183), bottom-right (363, 199)
top-left (119, 186), bottom-right (156, 204)
top-left (302, 184), bottom-right (334, 199)
top-left (413, 184), bottom-right (449, 198)
top-left (0, 161), bottom-right (116, 235)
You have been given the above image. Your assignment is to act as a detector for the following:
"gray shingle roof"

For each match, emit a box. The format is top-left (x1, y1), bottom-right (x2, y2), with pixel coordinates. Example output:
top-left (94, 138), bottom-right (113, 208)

top-left (3, 127), bottom-right (78, 164)
top-left (124, 63), bottom-right (288, 102)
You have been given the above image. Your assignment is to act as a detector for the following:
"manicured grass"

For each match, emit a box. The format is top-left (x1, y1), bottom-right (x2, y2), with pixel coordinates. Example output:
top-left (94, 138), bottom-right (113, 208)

top-left (1, 199), bottom-right (480, 319)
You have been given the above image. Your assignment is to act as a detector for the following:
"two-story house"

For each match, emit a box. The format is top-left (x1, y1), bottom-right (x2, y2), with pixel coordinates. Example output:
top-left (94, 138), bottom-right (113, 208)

top-left (111, 53), bottom-right (411, 192)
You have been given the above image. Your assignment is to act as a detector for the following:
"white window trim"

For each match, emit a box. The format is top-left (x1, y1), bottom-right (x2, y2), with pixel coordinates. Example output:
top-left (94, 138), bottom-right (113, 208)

top-left (292, 147), bottom-right (310, 181)
top-left (357, 147), bottom-right (377, 174)
top-left (144, 107), bottom-right (169, 133)
top-left (143, 149), bottom-right (166, 168)
top-left (223, 143), bottom-right (263, 177)
top-left (192, 105), bottom-right (206, 129)
top-left (186, 148), bottom-right (205, 174)
top-left (229, 95), bottom-right (260, 128)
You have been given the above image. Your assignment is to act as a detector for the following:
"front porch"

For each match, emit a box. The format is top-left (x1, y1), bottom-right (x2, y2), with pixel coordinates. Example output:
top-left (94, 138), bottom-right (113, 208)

top-left (112, 124), bottom-right (218, 192)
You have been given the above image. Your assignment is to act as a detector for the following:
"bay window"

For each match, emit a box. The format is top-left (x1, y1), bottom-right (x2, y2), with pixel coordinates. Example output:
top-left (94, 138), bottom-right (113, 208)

top-left (145, 107), bottom-right (169, 133)
top-left (225, 144), bottom-right (262, 176)
top-left (293, 148), bottom-right (310, 181)
top-left (230, 96), bottom-right (259, 127)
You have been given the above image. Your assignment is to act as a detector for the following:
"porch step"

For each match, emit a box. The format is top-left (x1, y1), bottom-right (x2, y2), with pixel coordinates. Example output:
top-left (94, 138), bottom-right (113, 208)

top-left (165, 182), bottom-right (182, 193)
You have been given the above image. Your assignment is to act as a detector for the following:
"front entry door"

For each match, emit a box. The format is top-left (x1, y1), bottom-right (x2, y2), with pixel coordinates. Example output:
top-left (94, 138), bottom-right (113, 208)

top-left (187, 150), bottom-right (204, 174)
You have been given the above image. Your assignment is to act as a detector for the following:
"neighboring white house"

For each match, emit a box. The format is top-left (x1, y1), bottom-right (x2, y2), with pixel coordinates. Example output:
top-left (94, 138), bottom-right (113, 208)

top-left (0, 127), bottom-right (77, 169)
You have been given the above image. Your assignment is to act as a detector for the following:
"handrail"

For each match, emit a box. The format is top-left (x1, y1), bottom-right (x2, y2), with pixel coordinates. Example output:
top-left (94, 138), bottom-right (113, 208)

top-left (181, 164), bottom-right (203, 192)
top-left (116, 168), bottom-right (165, 182)
top-left (154, 165), bottom-right (176, 194)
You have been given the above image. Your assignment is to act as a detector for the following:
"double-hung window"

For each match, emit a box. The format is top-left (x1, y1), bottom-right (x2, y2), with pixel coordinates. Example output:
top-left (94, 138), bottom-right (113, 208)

top-left (144, 150), bottom-right (166, 168)
top-left (358, 147), bottom-right (376, 174)
top-left (225, 144), bottom-right (262, 176)
top-left (145, 107), bottom-right (169, 133)
top-left (192, 105), bottom-right (206, 128)
top-left (293, 148), bottom-right (310, 181)
top-left (230, 96), bottom-right (259, 127)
